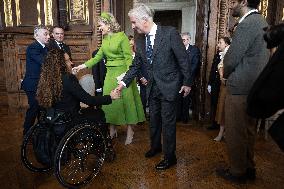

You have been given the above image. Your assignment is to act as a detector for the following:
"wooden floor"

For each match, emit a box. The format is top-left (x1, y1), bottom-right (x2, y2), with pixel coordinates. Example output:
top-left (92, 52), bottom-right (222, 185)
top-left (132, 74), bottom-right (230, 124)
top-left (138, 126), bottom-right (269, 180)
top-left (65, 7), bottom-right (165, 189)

top-left (0, 114), bottom-right (284, 189)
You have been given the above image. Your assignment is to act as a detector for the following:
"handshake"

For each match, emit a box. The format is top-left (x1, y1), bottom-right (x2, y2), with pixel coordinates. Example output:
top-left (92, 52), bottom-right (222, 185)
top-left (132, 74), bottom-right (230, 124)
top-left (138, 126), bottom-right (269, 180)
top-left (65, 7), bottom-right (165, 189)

top-left (109, 83), bottom-right (125, 100)
top-left (72, 64), bottom-right (86, 75)
top-left (110, 89), bottom-right (121, 100)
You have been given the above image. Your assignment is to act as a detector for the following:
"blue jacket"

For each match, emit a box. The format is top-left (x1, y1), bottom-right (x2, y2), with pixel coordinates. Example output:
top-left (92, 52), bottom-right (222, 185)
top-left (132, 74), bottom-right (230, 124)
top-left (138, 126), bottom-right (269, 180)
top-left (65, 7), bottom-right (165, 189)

top-left (22, 41), bottom-right (48, 92)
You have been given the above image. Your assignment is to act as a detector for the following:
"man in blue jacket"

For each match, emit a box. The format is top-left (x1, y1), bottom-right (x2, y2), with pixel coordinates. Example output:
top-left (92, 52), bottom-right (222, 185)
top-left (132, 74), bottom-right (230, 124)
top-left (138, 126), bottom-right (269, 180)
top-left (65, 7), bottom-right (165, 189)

top-left (21, 25), bottom-right (50, 134)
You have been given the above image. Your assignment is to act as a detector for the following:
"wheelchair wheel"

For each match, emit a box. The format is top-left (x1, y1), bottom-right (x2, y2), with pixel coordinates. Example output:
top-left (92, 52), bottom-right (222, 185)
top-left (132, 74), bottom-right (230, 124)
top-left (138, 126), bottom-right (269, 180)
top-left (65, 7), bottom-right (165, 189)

top-left (21, 123), bottom-right (52, 172)
top-left (54, 122), bottom-right (106, 188)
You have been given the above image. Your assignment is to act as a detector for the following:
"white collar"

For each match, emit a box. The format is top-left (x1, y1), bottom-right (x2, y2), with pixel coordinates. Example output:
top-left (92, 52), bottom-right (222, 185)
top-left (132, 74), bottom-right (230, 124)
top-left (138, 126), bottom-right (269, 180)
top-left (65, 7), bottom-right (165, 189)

top-left (55, 40), bottom-right (63, 45)
top-left (185, 44), bottom-right (190, 50)
top-left (238, 9), bottom-right (258, 24)
top-left (219, 45), bottom-right (230, 59)
top-left (146, 23), bottom-right (157, 36)
top-left (36, 40), bottom-right (45, 48)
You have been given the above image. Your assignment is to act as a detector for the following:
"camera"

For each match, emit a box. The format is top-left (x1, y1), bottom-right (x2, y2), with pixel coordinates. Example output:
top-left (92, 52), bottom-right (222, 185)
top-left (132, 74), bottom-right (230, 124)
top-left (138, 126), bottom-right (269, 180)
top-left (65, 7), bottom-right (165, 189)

top-left (263, 23), bottom-right (284, 49)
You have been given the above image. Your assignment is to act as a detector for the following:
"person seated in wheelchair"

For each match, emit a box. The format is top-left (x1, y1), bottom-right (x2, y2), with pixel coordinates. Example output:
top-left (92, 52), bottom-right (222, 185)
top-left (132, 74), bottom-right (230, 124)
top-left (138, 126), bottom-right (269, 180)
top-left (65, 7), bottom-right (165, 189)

top-left (36, 48), bottom-right (120, 137)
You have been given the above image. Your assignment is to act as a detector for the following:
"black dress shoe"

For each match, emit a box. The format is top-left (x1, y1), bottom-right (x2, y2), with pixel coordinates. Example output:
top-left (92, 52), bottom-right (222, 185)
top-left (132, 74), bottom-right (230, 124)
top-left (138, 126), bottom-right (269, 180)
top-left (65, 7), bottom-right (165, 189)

top-left (145, 148), bottom-right (162, 158)
top-left (246, 168), bottom-right (256, 180)
top-left (155, 158), bottom-right (177, 170)
top-left (216, 168), bottom-right (247, 184)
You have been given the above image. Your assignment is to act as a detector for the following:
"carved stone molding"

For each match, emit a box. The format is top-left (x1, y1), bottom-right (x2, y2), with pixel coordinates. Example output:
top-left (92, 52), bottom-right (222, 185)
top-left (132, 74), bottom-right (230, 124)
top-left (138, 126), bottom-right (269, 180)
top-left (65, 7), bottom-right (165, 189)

top-left (3, 0), bottom-right (13, 27)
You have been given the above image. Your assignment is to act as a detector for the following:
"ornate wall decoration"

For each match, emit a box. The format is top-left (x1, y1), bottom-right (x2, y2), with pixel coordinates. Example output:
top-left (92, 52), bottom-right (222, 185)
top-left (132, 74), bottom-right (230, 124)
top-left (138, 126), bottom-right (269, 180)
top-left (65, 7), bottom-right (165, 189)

top-left (37, 0), bottom-right (42, 25)
top-left (282, 7), bottom-right (284, 21)
top-left (68, 0), bottom-right (89, 24)
top-left (44, 0), bottom-right (53, 26)
top-left (3, 0), bottom-right (13, 27)
top-left (95, 0), bottom-right (102, 46)
top-left (217, 0), bottom-right (229, 38)
top-left (15, 0), bottom-right (21, 26)
top-left (259, 0), bottom-right (269, 18)
top-left (15, 0), bottom-right (41, 26)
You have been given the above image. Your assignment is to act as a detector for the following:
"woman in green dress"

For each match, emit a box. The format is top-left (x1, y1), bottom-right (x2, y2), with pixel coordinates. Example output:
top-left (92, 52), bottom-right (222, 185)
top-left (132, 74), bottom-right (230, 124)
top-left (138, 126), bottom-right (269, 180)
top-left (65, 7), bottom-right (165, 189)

top-left (73, 12), bottom-right (145, 145)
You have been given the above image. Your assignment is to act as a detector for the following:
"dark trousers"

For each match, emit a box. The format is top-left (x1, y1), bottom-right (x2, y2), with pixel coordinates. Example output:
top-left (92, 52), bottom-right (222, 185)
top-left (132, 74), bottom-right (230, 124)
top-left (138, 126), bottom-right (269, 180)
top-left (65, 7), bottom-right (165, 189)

top-left (210, 85), bottom-right (220, 121)
top-left (139, 85), bottom-right (147, 114)
top-left (23, 91), bottom-right (39, 132)
top-left (149, 84), bottom-right (177, 160)
top-left (176, 94), bottom-right (191, 122)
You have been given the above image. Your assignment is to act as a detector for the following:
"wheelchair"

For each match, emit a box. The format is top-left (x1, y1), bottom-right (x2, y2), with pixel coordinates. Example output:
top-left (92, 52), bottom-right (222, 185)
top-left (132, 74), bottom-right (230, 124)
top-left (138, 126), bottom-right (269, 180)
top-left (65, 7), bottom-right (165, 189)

top-left (21, 109), bottom-right (116, 188)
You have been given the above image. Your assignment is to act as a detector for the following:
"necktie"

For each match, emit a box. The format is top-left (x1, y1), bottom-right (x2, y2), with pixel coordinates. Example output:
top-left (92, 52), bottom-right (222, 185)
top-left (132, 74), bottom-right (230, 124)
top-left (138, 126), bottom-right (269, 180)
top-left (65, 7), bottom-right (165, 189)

top-left (146, 34), bottom-right (153, 64)
top-left (59, 43), bottom-right (64, 49)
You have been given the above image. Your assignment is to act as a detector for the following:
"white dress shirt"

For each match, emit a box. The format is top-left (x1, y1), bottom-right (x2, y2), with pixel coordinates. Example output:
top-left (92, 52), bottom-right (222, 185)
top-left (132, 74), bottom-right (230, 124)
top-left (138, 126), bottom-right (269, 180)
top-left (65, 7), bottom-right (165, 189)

top-left (36, 40), bottom-right (46, 48)
top-left (146, 23), bottom-right (158, 48)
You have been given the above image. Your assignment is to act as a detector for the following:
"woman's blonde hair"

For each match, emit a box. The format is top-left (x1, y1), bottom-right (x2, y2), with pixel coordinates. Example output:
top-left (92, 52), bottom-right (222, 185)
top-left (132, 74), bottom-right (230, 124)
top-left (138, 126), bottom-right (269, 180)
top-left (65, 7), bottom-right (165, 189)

top-left (98, 12), bottom-right (120, 32)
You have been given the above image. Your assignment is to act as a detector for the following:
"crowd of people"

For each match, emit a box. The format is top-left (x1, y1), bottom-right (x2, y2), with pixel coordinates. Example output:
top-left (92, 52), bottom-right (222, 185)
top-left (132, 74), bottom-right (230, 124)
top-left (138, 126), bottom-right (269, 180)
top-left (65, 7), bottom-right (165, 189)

top-left (21, 0), bottom-right (284, 184)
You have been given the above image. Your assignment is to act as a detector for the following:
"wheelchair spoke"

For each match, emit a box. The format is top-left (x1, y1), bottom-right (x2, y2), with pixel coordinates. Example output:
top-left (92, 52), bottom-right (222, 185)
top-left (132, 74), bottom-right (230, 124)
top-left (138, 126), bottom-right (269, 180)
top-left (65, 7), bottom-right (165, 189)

top-left (55, 124), bottom-right (108, 188)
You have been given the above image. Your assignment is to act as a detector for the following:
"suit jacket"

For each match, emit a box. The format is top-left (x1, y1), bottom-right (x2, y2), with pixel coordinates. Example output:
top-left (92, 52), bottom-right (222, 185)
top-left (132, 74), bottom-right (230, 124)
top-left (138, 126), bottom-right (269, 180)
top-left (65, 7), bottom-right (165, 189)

top-left (48, 39), bottom-right (72, 59)
top-left (208, 53), bottom-right (221, 88)
top-left (122, 25), bottom-right (192, 101)
top-left (247, 41), bottom-right (284, 118)
top-left (21, 41), bottom-right (48, 92)
top-left (137, 59), bottom-right (148, 85)
top-left (187, 45), bottom-right (201, 80)
top-left (223, 13), bottom-right (270, 95)
top-left (91, 50), bottom-right (106, 90)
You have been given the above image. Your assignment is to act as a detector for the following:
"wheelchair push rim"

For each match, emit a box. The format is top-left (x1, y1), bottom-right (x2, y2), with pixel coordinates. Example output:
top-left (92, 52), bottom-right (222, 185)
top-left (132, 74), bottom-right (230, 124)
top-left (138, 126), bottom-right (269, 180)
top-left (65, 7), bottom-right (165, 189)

top-left (54, 123), bottom-right (107, 188)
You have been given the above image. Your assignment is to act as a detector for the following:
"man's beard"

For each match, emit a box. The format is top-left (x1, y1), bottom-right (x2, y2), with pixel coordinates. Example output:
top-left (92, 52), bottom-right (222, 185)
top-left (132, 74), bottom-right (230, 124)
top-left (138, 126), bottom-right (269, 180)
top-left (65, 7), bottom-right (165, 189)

top-left (231, 6), bottom-right (241, 17)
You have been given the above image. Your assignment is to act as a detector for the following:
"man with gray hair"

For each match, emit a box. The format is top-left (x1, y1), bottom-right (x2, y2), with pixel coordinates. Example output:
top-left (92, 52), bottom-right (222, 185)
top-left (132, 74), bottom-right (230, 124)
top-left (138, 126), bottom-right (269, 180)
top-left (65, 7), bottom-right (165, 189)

top-left (21, 25), bottom-right (50, 135)
top-left (176, 32), bottom-right (201, 123)
top-left (116, 4), bottom-right (192, 170)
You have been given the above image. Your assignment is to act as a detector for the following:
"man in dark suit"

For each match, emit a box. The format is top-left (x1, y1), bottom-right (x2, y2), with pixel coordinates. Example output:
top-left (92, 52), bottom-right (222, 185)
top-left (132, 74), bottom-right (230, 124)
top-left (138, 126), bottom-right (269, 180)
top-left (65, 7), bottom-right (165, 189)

top-left (216, 0), bottom-right (270, 183)
top-left (21, 25), bottom-right (50, 134)
top-left (116, 4), bottom-right (192, 170)
top-left (176, 32), bottom-right (201, 123)
top-left (91, 49), bottom-right (106, 96)
top-left (137, 61), bottom-right (149, 117)
top-left (48, 26), bottom-right (71, 59)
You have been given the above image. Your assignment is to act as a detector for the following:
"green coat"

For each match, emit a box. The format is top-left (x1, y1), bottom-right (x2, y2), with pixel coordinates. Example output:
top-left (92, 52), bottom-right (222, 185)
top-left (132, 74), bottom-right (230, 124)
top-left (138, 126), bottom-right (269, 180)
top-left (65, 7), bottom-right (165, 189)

top-left (85, 32), bottom-right (145, 125)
